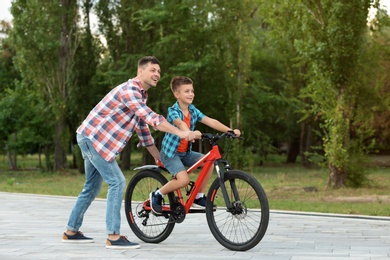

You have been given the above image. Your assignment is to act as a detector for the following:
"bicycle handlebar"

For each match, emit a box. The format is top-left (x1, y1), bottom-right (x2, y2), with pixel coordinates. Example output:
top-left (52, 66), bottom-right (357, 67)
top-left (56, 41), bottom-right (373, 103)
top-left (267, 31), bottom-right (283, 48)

top-left (201, 131), bottom-right (243, 146)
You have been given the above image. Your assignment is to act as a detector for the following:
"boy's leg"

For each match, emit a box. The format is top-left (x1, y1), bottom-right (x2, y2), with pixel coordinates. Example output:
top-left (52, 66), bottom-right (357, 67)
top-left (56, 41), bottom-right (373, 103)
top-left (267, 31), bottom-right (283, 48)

top-left (183, 151), bottom-right (214, 208)
top-left (150, 171), bottom-right (189, 215)
top-left (151, 152), bottom-right (189, 214)
top-left (159, 171), bottom-right (189, 195)
top-left (181, 151), bottom-right (212, 194)
top-left (199, 166), bottom-right (213, 193)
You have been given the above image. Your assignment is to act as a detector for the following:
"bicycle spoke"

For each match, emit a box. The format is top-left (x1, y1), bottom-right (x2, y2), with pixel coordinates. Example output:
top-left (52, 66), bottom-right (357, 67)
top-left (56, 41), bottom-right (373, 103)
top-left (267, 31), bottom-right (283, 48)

top-left (206, 170), bottom-right (269, 251)
top-left (125, 170), bottom-right (175, 243)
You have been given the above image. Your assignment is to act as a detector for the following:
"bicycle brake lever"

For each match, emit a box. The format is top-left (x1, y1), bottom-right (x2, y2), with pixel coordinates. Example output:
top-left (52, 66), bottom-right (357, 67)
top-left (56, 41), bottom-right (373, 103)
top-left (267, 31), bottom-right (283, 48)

top-left (201, 133), bottom-right (213, 139)
top-left (226, 130), bottom-right (243, 140)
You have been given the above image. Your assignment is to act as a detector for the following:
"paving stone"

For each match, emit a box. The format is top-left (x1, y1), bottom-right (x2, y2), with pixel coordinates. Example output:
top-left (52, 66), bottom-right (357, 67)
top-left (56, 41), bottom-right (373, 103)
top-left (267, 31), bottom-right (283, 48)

top-left (0, 192), bottom-right (389, 259)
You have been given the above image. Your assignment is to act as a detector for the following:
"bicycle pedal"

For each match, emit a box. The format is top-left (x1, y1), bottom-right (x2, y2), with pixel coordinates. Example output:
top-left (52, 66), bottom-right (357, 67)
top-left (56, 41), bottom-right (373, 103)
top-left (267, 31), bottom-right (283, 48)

top-left (189, 208), bottom-right (206, 213)
top-left (188, 209), bottom-right (206, 213)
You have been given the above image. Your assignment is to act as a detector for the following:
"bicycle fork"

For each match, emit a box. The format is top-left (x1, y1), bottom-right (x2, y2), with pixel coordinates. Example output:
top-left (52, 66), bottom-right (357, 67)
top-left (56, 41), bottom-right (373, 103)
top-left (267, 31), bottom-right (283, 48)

top-left (214, 160), bottom-right (242, 213)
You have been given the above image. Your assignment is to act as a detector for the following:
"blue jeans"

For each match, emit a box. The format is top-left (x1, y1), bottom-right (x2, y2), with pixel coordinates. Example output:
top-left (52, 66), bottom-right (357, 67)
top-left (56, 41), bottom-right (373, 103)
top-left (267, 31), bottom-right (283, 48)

top-left (66, 134), bottom-right (126, 235)
top-left (160, 151), bottom-right (203, 176)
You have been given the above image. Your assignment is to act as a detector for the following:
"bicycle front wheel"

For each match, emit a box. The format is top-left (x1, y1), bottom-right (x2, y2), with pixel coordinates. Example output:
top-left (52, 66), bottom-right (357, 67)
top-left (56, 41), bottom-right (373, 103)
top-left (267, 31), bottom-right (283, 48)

top-left (206, 170), bottom-right (269, 251)
top-left (124, 169), bottom-right (175, 243)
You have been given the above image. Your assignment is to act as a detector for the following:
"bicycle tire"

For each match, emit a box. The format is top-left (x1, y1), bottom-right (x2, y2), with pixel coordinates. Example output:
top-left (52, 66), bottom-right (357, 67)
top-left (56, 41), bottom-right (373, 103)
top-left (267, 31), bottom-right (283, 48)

top-left (124, 169), bottom-right (175, 243)
top-left (206, 170), bottom-right (269, 251)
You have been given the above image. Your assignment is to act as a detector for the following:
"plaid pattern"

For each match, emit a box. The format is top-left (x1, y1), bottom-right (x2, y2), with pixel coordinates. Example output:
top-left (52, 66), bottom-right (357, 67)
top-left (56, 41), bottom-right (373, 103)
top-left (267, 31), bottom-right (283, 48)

top-left (77, 78), bottom-right (165, 162)
top-left (161, 102), bottom-right (204, 158)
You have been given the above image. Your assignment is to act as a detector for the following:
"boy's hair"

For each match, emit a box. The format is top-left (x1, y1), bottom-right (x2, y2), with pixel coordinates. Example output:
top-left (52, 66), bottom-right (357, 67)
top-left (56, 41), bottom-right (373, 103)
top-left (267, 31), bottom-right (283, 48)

top-left (138, 56), bottom-right (160, 68)
top-left (170, 76), bottom-right (193, 92)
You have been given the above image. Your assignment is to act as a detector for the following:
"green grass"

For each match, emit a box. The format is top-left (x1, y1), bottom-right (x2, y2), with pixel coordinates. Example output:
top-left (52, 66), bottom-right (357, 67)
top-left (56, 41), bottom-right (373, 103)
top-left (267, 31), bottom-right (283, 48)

top-left (1, 153), bottom-right (390, 217)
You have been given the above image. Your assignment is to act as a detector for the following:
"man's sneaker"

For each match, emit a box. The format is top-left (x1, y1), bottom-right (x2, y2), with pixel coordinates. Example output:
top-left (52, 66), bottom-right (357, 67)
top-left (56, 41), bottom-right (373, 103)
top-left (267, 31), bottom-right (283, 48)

top-left (106, 236), bottom-right (140, 249)
top-left (150, 188), bottom-right (163, 215)
top-left (62, 231), bottom-right (94, 243)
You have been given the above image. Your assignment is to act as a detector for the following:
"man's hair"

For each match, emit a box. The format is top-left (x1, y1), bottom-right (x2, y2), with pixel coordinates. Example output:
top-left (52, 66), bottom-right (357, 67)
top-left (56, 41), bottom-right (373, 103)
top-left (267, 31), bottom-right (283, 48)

top-left (170, 76), bottom-right (193, 92)
top-left (138, 56), bottom-right (160, 68)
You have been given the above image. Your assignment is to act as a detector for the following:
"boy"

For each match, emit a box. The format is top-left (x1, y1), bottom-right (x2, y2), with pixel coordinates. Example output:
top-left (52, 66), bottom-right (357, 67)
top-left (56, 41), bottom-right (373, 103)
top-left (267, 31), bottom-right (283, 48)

top-left (150, 76), bottom-right (240, 214)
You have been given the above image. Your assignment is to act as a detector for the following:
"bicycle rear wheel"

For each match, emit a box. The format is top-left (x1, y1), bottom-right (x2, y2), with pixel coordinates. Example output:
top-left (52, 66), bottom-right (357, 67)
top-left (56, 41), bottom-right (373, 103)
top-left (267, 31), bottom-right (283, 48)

top-left (124, 169), bottom-right (175, 243)
top-left (206, 170), bottom-right (269, 251)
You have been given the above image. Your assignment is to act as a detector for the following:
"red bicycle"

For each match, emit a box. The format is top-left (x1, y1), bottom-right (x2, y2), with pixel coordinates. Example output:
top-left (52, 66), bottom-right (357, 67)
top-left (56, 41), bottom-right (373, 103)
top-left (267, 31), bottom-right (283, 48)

top-left (124, 132), bottom-right (269, 251)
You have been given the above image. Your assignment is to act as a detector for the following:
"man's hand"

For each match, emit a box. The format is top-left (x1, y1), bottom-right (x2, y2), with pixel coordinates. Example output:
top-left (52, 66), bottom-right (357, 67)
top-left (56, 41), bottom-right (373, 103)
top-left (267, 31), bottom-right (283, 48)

top-left (194, 130), bottom-right (202, 139)
top-left (179, 130), bottom-right (196, 141)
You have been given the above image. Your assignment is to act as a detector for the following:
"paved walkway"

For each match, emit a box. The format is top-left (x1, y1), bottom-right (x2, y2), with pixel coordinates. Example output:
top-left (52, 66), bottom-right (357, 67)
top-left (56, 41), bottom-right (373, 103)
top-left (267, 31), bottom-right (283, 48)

top-left (0, 192), bottom-right (389, 259)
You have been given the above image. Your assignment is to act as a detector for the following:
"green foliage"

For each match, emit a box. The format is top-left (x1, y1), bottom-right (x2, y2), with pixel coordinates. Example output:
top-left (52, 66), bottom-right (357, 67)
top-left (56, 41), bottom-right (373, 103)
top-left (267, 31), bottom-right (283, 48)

top-left (1, 0), bottom-right (389, 181)
top-left (223, 141), bottom-right (255, 172)
top-left (288, 0), bottom-right (380, 187)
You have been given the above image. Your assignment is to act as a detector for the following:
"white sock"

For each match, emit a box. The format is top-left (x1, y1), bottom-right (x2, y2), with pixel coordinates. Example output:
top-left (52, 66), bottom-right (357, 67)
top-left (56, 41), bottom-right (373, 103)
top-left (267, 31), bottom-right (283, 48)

top-left (156, 189), bottom-right (164, 197)
top-left (196, 193), bottom-right (204, 199)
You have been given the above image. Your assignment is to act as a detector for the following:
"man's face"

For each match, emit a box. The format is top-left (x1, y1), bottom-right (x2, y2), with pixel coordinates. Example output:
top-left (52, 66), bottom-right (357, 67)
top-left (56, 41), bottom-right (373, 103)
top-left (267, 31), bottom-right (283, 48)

top-left (138, 62), bottom-right (161, 90)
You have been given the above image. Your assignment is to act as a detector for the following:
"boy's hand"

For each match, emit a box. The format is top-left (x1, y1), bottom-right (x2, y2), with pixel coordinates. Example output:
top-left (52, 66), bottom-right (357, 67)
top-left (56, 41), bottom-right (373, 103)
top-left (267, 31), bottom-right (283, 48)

top-left (233, 129), bottom-right (241, 137)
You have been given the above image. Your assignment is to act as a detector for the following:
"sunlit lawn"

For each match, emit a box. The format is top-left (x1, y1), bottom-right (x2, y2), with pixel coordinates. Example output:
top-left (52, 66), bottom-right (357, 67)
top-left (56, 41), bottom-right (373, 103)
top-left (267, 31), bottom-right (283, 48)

top-left (1, 153), bottom-right (389, 217)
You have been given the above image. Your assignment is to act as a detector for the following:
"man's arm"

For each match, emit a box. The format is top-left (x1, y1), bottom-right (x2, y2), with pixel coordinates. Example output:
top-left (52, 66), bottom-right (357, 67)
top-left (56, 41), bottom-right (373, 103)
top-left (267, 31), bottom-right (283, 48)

top-left (155, 120), bottom-right (196, 141)
top-left (146, 145), bottom-right (160, 163)
top-left (173, 118), bottom-right (202, 139)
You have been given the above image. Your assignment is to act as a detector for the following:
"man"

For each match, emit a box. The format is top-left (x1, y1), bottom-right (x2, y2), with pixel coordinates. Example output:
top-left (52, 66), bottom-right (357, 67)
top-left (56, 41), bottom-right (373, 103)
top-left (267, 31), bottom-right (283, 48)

top-left (62, 56), bottom-right (196, 249)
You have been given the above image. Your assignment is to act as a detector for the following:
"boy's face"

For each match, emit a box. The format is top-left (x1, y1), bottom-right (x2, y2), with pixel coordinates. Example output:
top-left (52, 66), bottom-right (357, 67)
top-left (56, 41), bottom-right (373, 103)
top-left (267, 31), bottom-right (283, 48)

top-left (138, 62), bottom-right (161, 90)
top-left (174, 84), bottom-right (195, 105)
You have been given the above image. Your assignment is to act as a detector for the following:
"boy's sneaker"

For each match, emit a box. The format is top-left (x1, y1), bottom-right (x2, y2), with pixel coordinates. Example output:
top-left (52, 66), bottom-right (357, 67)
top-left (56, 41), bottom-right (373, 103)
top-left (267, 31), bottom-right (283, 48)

top-left (192, 195), bottom-right (207, 208)
top-left (191, 195), bottom-right (217, 209)
top-left (62, 231), bottom-right (94, 243)
top-left (106, 236), bottom-right (140, 249)
top-left (150, 188), bottom-right (163, 215)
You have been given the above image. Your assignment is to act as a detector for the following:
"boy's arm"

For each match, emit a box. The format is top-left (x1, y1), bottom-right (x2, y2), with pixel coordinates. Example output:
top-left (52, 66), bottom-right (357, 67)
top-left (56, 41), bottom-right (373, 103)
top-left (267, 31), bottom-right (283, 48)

top-left (200, 116), bottom-right (241, 137)
top-left (173, 118), bottom-right (190, 131)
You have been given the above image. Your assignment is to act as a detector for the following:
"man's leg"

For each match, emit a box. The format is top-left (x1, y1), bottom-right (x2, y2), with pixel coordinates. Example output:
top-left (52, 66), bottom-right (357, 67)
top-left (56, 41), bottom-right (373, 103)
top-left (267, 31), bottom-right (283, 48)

top-left (63, 135), bottom-right (103, 243)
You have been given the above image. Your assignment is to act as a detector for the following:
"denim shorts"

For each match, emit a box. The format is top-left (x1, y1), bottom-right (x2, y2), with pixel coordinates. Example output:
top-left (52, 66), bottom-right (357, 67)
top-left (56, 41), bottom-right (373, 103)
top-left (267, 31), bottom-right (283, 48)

top-left (160, 151), bottom-right (203, 176)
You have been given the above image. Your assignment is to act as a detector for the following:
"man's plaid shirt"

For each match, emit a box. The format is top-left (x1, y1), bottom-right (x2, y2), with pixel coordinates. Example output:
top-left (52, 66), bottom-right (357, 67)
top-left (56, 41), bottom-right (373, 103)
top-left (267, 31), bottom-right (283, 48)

top-left (77, 77), bottom-right (165, 162)
top-left (161, 102), bottom-right (204, 158)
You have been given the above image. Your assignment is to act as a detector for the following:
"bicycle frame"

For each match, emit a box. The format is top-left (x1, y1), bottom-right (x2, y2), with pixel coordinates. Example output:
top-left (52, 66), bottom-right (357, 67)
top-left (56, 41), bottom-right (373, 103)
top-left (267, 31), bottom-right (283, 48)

top-left (142, 144), bottom-right (224, 214)
top-left (175, 145), bottom-right (222, 213)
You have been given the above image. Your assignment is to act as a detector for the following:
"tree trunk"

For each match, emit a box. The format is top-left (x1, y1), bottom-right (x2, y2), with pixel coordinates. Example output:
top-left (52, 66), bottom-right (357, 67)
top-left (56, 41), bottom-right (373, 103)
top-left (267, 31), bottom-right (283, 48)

top-left (44, 144), bottom-right (53, 171)
top-left (52, 0), bottom-right (76, 172)
top-left (53, 120), bottom-right (68, 171)
top-left (327, 162), bottom-right (346, 189)
top-left (38, 144), bottom-right (42, 169)
top-left (300, 122), bottom-right (313, 168)
top-left (6, 136), bottom-right (17, 171)
top-left (326, 84), bottom-right (350, 188)
top-left (286, 137), bottom-right (300, 163)
top-left (120, 144), bottom-right (132, 170)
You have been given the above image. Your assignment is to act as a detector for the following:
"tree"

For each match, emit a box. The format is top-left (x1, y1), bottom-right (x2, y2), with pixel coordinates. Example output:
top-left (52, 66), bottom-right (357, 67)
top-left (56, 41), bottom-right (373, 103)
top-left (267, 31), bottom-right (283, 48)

top-left (10, 0), bottom-right (79, 171)
top-left (295, 0), bottom-right (381, 188)
top-left (69, 0), bottom-right (101, 172)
